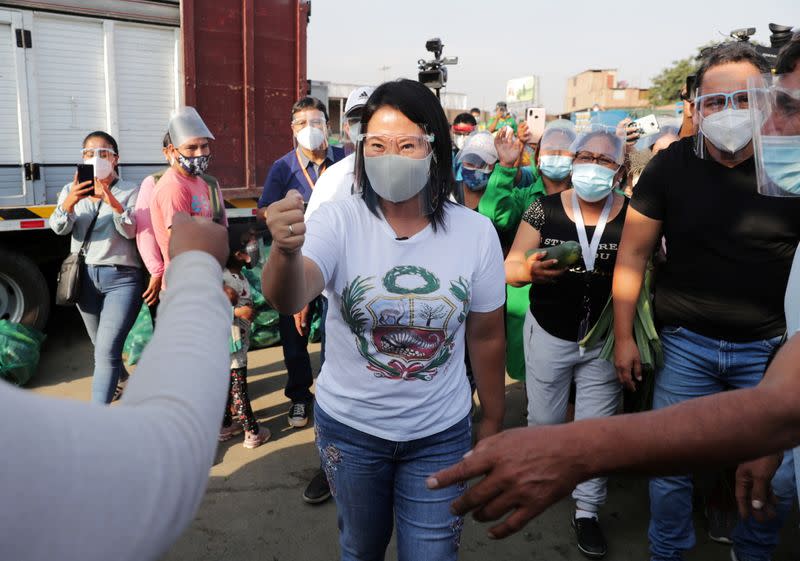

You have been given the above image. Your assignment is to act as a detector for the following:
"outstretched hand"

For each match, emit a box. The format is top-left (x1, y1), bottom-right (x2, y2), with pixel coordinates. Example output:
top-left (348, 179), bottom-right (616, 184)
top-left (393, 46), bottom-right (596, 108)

top-left (426, 425), bottom-right (585, 539)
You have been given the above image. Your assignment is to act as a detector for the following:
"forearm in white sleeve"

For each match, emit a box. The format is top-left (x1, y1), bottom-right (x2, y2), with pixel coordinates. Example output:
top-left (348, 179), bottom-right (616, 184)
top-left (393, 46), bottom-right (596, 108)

top-left (0, 250), bottom-right (230, 561)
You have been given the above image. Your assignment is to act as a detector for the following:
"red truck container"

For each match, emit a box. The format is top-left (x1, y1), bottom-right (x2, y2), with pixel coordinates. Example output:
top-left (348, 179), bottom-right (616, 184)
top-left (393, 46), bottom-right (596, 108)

top-left (0, 0), bottom-right (308, 330)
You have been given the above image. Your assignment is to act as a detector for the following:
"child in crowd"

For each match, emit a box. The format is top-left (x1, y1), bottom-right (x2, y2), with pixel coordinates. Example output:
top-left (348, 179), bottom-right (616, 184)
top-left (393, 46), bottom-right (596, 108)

top-left (219, 230), bottom-right (270, 449)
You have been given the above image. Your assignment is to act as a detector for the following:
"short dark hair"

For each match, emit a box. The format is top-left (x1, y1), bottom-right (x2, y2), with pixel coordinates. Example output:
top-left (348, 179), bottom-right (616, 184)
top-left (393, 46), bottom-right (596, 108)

top-left (83, 130), bottom-right (119, 155)
top-left (291, 96), bottom-right (328, 122)
top-left (453, 112), bottom-right (477, 127)
top-left (162, 131), bottom-right (171, 148)
top-left (355, 79), bottom-right (455, 231)
top-left (695, 41), bottom-right (770, 93)
top-left (469, 107), bottom-right (480, 114)
top-left (776, 34), bottom-right (800, 75)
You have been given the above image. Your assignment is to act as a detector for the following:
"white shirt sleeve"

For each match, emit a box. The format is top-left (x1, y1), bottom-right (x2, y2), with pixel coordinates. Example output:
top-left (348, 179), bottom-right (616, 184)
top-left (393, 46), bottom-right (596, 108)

top-left (469, 218), bottom-right (506, 313)
top-left (0, 251), bottom-right (231, 561)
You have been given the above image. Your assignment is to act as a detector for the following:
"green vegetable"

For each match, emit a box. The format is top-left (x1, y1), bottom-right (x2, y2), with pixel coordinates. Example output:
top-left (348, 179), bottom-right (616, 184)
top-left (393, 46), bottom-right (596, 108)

top-left (579, 264), bottom-right (661, 412)
top-left (525, 240), bottom-right (582, 268)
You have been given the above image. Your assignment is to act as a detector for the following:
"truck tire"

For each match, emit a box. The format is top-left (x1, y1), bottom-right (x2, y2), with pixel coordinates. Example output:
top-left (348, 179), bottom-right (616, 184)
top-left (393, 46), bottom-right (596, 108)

top-left (0, 248), bottom-right (50, 331)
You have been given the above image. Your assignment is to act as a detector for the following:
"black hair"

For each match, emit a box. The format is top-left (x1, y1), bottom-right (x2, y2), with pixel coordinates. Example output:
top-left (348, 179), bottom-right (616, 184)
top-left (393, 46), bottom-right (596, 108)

top-left (776, 34), bottom-right (800, 75)
top-left (496, 101), bottom-right (507, 108)
top-left (469, 107), bottom-right (480, 114)
top-left (695, 41), bottom-right (771, 93)
top-left (453, 112), bottom-right (477, 127)
top-left (162, 131), bottom-right (172, 148)
top-left (355, 79), bottom-right (455, 231)
top-left (226, 224), bottom-right (254, 268)
top-left (83, 130), bottom-right (119, 156)
top-left (291, 96), bottom-right (328, 122)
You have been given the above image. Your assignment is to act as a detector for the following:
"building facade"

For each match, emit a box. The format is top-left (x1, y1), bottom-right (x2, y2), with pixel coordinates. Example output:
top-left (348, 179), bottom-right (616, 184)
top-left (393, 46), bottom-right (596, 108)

top-left (564, 69), bottom-right (649, 113)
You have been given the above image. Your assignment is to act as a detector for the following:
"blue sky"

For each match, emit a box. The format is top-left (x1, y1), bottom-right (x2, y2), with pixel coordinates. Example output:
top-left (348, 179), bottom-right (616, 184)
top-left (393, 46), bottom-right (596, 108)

top-left (307, 0), bottom-right (798, 113)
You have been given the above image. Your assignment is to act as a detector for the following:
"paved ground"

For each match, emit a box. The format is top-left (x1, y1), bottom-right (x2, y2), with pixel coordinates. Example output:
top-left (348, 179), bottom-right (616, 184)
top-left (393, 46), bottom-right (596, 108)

top-left (27, 305), bottom-right (799, 561)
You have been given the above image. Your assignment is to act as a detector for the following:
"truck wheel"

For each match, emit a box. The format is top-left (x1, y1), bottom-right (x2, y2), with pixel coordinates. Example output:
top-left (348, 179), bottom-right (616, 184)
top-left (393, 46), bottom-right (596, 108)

top-left (0, 248), bottom-right (50, 331)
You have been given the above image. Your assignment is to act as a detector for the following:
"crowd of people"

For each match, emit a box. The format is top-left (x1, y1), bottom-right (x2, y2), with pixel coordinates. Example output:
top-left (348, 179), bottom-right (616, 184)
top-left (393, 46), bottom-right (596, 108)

top-left (2, 32), bottom-right (799, 561)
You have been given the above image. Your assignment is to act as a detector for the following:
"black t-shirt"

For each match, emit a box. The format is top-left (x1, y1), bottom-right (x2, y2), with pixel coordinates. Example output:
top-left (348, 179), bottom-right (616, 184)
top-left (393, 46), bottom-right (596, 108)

top-left (632, 137), bottom-right (800, 341)
top-left (522, 192), bottom-right (628, 341)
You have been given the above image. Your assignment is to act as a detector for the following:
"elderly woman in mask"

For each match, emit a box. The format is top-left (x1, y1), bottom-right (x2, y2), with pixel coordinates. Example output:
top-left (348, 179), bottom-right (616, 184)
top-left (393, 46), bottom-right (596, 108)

top-left (505, 124), bottom-right (628, 558)
top-left (261, 79), bottom-right (506, 561)
top-left (51, 131), bottom-right (142, 404)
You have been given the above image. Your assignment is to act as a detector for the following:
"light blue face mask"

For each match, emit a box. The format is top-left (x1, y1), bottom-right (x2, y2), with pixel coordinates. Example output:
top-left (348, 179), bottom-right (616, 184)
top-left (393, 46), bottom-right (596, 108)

top-left (762, 135), bottom-right (800, 194)
top-left (571, 163), bottom-right (617, 202)
top-left (538, 155), bottom-right (573, 180)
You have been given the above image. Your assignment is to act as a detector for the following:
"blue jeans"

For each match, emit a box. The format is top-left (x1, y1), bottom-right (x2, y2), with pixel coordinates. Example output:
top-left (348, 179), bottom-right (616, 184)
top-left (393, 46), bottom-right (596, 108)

top-left (77, 264), bottom-right (143, 404)
top-left (314, 404), bottom-right (470, 561)
top-left (649, 326), bottom-right (796, 561)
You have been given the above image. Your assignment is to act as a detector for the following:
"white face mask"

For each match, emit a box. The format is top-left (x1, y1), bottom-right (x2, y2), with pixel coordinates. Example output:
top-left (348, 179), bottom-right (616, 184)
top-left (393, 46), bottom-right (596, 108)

top-left (364, 154), bottom-right (432, 203)
top-left (700, 108), bottom-right (753, 154)
top-left (454, 135), bottom-right (467, 150)
top-left (296, 126), bottom-right (326, 151)
top-left (85, 155), bottom-right (114, 180)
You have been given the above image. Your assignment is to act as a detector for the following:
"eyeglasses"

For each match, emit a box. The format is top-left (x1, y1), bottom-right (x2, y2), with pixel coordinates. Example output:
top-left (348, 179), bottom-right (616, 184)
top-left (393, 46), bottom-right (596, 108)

top-left (359, 133), bottom-right (434, 158)
top-left (574, 151), bottom-right (618, 169)
top-left (81, 148), bottom-right (116, 159)
top-left (695, 90), bottom-right (750, 117)
top-left (292, 118), bottom-right (326, 129)
top-left (772, 87), bottom-right (800, 117)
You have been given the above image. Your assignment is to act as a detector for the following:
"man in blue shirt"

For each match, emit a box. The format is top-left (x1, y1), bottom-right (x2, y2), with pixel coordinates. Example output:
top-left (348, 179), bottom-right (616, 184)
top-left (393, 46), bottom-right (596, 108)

top-left (257, 96), bottom-right (344, 504)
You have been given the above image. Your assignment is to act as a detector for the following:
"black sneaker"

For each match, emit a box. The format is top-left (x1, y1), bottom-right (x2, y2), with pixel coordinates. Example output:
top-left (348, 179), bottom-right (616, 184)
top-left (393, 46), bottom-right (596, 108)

top-left (707, 505), bottom-right (735, 545)
top-left (287, 401), bottom-right (309, 428)
top-left (302, 470), bottom-right (331, 505)
top-left (572, 515), bottom-right (607, 559)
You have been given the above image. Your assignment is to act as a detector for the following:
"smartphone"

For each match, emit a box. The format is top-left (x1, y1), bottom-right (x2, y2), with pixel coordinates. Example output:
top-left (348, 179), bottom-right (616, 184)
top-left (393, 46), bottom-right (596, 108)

top-left (525, 107), bottom-right (546, 144)
top-left (76, 163), bottom-right (95, 192)
top-left (632, 114), bottom-right (661, 136)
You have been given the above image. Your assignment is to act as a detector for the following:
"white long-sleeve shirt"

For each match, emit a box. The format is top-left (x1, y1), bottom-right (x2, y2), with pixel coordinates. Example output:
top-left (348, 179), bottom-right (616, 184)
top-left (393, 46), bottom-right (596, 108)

top-left (0, 251), bottom-right (230, 561)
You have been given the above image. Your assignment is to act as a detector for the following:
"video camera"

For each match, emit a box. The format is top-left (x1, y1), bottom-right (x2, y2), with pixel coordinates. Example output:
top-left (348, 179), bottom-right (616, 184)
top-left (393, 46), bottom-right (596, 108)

top-left (418, 38), bottom-right (458, 93)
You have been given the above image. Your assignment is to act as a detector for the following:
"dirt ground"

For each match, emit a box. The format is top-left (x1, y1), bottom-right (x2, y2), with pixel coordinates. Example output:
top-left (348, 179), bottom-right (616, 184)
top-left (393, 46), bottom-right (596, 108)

top-left (27, 304), bottom-right (799, 561)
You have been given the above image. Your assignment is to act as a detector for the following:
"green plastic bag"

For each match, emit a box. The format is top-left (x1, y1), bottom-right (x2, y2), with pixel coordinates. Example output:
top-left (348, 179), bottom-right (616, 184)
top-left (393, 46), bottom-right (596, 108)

top-left (123, 304), bottom-right (153, 367)
top-left (0, 320), bottom-right (46, 386)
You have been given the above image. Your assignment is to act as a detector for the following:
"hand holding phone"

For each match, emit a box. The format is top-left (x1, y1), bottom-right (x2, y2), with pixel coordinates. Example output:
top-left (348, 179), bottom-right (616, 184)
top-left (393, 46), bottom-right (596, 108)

top-left (63, 168), bottom-right (95, 213)
top-left (525, 107), bottom-right (546, 144)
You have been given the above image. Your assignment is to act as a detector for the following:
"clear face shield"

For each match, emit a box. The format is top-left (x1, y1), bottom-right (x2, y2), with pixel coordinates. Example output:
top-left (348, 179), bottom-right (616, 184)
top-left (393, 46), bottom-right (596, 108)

top-left (455, 130), bottom-right (497, 187)
top-left (749, 74), bottom-right (800, 196)
top-left (168, 106), bottom-right (215, 148)
top-left (355, 132), bottom-right (438, 215)
top-left (538, 120), bottom-right (577, 181)
top-left (292, 110), bottom-right (329, 152)
top-left (693, 76), bottom-right (767, 160)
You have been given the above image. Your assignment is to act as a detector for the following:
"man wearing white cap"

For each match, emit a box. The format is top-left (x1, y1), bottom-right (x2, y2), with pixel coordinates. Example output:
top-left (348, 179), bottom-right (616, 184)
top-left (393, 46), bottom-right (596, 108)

top-left (304, 85), bottom-right (374, 220)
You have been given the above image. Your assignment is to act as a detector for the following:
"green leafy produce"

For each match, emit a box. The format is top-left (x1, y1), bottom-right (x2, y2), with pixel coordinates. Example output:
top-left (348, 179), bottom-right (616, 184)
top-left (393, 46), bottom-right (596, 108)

top-left (579, 264), bottom-right (661, 411)
top-left (526, 241), bottom-right (582, 268)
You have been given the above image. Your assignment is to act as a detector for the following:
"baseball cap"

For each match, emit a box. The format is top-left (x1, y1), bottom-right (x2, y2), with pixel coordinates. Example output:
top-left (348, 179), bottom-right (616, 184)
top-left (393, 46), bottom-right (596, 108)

top-left (456, 131), bottom-right (498, 169)
top-left (344, 86), bottom-right (375, 116)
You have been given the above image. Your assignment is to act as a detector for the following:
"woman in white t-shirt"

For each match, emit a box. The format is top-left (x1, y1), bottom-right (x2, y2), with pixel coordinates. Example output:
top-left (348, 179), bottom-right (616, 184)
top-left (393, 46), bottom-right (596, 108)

top-left (262, 79), bottom-right (506, 561)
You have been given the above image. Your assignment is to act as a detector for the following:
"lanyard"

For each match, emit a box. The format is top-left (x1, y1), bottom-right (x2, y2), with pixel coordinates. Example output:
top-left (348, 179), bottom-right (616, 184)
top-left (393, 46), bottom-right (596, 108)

top-left (296, 149), bottom-right (327, 190)
top-left (571, 191), bottom-right (613, 272)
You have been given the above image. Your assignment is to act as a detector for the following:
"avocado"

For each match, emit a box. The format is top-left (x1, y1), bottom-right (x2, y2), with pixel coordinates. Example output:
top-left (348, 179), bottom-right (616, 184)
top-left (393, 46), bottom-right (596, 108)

top-left (525, 240), bottom-right (582, 268)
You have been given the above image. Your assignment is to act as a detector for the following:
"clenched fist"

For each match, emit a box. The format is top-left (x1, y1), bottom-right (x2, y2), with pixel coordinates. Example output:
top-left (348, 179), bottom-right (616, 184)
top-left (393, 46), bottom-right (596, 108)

top-left (266, 190), bottom-right (306, 255)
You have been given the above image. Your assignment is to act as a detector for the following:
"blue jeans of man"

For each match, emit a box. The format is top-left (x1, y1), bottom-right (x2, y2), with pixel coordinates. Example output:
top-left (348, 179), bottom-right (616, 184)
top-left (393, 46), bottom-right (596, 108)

top-left (649, 326), bottom-right (796, 561)
top-left (77, 264), bottom-right (143, 404)
top-left (280, 295), bottom-right (326, 403)
top-left (314, 404), bottom-right (470, 561)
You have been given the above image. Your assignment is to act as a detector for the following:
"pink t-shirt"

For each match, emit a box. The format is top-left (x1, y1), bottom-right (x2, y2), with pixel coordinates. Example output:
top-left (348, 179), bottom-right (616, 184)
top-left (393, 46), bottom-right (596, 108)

top-left (151, 167), bottom-right (228, 272)
top-left (135, 175), bottom-right (166, 277)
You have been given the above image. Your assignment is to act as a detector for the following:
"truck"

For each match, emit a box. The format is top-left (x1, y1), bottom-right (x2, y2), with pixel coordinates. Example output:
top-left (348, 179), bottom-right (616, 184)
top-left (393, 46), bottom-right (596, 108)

top-left (0, 0), bottom-right (309, 330)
